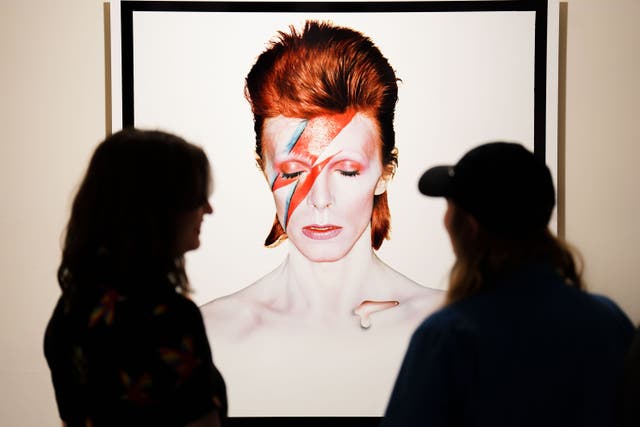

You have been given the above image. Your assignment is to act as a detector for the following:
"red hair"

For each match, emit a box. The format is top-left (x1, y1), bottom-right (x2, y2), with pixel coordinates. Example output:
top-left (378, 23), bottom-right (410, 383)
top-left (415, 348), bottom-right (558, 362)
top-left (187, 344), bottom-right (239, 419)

top-left (245, 20), bottom-right (399, 250)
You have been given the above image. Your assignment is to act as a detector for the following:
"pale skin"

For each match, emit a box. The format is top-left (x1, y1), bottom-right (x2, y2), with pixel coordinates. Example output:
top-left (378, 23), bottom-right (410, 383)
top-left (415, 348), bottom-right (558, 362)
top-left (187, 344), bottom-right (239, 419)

top-left (201, 231), bottom-right (442, 415)
top-left (200, 112), bottom-right (444, 416)
top-left (203, 113), bottom-right (443, 337)
top-left (204, 224), bottom-right (442, 337)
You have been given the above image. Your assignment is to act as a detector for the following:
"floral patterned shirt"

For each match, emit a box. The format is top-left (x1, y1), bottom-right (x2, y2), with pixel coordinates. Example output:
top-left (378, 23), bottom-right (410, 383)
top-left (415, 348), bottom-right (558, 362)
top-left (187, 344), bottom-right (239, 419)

top-left (45, 284), bottom-right (227, 427)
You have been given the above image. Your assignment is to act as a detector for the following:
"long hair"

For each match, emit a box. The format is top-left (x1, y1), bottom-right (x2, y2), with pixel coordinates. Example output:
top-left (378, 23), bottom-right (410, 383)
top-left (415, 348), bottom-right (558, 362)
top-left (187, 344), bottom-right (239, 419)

top-left (58, 128), bottom-right (211, 301)
top-left (446, 202), bottom-right (583, 305)
top-left (245, 20), bottom-right (399, 250)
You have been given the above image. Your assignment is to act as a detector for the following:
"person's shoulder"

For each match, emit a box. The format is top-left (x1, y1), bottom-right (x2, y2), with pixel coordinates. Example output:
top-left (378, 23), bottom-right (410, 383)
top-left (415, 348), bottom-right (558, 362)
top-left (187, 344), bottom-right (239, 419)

top-left (150, 289), bottom-right (201, 317)
top-left (585, 292), bottom-right (634, 332)
top-left (200, 290), bottom-right (253, 321)
top-left (544, 282), bottom-right (635, 346)
top-left (129, 292), bottom-right (206, 342)
top-left (554, 282), bottom-right (630, 322)
top-left (366, 261), bottom-right (445, 327)
top-left (403, 284), bottom-right (445, 308)
top-left (402, 303), bottom-right (478, 359)
top-left (199, 283), bottom-right (272, 340)
top-left (588, 292), bottom-right (627, 314)
top-left (201, 261), bottom-right (289, 313)
top-left (200, 276), bottom-right (271, 314)
top-left (414, 301), bottom-right (476, 340)
top-left (394, 283), bottom-right (445, 328)
top-left (375, 260), bottom-right (445, 304)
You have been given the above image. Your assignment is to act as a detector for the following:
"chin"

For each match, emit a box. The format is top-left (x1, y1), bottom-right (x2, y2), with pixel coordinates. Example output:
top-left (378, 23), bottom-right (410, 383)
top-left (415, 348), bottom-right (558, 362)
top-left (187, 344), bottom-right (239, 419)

top-left (298, 246), bottom-right (351, 263)
top-left (306, 255), bottom-right (346, 263)
top-left (291, 229), bottom-right (364, 262)
top-left (182, 240), bottom-right (200, 254)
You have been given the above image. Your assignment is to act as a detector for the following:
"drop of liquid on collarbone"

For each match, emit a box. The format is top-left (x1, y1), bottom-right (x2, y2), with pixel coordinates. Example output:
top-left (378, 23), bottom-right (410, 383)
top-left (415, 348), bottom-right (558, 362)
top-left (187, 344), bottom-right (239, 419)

top-left (353, 300), bottom-right (400, 329)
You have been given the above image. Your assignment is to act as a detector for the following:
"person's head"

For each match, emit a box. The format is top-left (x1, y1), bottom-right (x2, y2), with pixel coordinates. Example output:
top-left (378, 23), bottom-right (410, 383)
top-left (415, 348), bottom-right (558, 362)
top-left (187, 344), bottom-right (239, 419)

top-left (58, 128), bottom-right (213, 297)
top-left (419, 141), bottom-right (582, 303)
top-left (245, 20), bottom-right (399, 259)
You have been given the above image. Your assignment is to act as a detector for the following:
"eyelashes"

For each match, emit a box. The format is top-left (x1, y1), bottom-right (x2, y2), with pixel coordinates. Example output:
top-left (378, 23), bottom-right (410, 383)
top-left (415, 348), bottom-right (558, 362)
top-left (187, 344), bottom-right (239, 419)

top-left (280, 169), bottom-right (360, 179)
top-left (279, 159), bottom-right (363, 180)
top-left (281, 170), bottom-right (304, 179)
top-left (279, 161), bottom-right (307, 180)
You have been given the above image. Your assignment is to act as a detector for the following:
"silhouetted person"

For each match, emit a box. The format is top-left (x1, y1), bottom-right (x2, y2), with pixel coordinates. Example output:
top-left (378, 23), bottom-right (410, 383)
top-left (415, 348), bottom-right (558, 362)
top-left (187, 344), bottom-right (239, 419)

top-left (382, 141), bottom-right (634, 427)
top-left (45, 129), bottom-right (227, 427)
top-left (621, 326), bottom-right (640, 426)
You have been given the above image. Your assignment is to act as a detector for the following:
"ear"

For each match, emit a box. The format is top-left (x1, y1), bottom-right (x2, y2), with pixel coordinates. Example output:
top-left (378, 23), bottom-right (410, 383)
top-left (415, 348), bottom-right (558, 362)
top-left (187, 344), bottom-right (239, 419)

top-left (375, 163), bottom-right (395, 196)
top-left (374, 175), bottom-right (389, 195)
top-left (255, 152), bottom-right (270, 181)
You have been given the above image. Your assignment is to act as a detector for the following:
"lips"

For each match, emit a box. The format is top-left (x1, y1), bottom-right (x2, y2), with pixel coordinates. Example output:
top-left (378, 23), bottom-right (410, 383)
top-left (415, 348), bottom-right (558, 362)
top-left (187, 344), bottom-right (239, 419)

top-left (302, 224), bottom-right (343, 240)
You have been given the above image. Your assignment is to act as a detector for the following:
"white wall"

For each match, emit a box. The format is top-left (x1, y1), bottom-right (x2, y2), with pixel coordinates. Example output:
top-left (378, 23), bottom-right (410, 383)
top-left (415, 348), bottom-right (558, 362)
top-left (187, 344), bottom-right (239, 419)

top-left (0, 0), bottom-right (638, 425)
top-left (563, 0), bottom-right (640, 326)
top-left (1, 1), bottom-right (106, 425)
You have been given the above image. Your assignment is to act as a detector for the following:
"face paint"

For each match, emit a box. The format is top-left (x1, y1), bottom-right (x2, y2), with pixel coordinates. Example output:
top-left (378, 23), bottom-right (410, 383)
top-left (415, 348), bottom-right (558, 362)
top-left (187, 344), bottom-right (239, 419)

top-left (269, 110), bottom-right (356, 229)
top-left (262, 112), bottom-right (384, 262)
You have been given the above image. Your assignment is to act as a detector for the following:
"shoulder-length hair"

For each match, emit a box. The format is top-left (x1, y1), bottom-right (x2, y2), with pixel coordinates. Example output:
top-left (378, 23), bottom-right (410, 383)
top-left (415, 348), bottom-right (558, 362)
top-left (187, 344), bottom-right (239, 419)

top-left (446, 202), bottom-right (583, 305)
top-left (58, 128), bottom-right (211, 299)
top-left (245, 20), bottom-right (399, 250)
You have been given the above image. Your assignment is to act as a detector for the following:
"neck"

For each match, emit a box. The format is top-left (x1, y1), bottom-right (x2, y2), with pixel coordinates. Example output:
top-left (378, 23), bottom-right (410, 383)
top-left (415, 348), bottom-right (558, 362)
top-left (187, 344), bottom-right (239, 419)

top-left (278, 225), bottom-right (384, 317)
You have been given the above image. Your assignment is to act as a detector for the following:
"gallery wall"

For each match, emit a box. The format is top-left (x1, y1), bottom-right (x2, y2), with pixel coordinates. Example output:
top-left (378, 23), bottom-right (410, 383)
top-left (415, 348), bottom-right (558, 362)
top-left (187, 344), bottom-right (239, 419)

top-left (0, 0), bottom-right (638, 425)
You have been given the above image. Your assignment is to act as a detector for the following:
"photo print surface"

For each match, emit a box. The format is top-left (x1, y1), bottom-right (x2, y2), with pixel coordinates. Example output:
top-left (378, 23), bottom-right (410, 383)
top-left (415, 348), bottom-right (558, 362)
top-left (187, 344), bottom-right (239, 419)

top-left (111, 0), bottom-right (557, 421)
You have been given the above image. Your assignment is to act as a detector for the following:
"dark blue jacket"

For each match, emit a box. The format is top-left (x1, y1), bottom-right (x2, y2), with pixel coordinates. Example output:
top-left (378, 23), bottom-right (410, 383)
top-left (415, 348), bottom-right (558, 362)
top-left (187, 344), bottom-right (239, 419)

top-left (382, 263), bottom-right (634, 427)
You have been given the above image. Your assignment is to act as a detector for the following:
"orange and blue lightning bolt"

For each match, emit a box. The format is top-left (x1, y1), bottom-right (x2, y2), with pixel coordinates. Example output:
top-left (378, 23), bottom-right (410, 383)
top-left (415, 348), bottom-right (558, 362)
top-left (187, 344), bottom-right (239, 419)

top-left (270, 110), bottom-right (356, 230)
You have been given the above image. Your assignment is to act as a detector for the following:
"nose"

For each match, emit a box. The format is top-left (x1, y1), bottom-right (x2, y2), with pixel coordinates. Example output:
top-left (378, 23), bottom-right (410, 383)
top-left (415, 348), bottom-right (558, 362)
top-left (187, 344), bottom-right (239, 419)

top-left (306, 172), bottom-right (333, 209)
top-left (203, 200), bottom-right (213, 215)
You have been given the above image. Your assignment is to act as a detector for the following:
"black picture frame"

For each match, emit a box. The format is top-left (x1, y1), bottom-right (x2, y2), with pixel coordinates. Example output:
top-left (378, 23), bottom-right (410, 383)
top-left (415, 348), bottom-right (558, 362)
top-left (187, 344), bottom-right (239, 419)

top-left (120, 0), bottom-right (548, 159)
top-left (117, 1), bottom-right (550, 425)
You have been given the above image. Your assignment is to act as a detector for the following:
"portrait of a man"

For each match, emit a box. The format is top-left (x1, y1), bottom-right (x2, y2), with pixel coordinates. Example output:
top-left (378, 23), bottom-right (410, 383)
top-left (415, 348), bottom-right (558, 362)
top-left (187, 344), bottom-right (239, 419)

top-left (115, 2), bottom-right (550, 416)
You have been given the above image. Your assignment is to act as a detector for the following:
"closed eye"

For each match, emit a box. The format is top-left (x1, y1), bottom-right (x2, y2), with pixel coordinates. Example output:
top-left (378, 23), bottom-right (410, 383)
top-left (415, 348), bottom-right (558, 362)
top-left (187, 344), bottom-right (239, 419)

top-left (282, 170), bottom-right (304, 179)
top-left (334, 160), bottom-right (362, 177)
top-left (279, 160), bottom-right (308, 180)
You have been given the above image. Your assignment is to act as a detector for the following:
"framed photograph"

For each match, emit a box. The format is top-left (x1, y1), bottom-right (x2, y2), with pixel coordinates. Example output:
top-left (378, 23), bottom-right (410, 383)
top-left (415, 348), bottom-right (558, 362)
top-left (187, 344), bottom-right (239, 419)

top-left (109, 1), bottom-right (558, 425)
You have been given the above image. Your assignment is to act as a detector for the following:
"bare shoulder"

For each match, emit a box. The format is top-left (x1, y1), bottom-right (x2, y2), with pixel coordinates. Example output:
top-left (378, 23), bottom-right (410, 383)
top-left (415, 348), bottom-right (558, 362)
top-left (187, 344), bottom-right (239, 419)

top-left (374, 264), bottom-right (445, 325)
top-left (200, 288), bottom-right (261, 341)
top-left (379, 264), bottom-right (444, 302)
top-left (200, 268), bottom-right (284, 340)
top-left (403, 284), bottom-right (446, 317)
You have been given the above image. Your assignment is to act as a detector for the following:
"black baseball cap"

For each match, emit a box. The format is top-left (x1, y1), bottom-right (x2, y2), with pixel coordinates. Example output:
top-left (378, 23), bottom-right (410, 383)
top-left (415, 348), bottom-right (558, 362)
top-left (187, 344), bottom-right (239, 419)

top-left (418, 142), bottom-right (555, 237)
